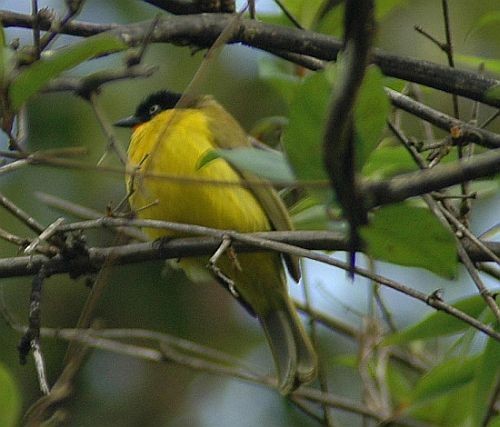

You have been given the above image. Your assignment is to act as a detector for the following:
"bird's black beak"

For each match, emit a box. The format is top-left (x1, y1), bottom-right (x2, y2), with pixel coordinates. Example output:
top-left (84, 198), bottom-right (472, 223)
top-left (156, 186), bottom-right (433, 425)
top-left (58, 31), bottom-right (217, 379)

top-left (113, 115), bottom-right (142, 128)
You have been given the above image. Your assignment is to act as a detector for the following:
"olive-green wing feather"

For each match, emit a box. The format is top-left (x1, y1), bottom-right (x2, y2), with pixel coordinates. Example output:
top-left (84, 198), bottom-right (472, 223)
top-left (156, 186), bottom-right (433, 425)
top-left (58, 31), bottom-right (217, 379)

top-left (199, 96), bottom-right (301, 281)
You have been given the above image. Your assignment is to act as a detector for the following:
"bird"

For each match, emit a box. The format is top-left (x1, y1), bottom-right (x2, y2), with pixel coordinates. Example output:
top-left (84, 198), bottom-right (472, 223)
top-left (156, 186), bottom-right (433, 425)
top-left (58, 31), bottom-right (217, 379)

top-left (114, 90), bottom-right (317, 394)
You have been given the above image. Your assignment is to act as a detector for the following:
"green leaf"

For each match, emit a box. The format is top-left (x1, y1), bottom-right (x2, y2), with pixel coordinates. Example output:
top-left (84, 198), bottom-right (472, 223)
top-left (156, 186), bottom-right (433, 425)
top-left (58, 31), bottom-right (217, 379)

top-left (0, 363), bottom-right (21, 427)
top-left (362, 142), bottom-right (418, 179)
top-left (0, 25), bottom-right (14, 95)
top-left (488, 416), bottom-right (500, 427)
top-left (318, 0), bottom-right (408, 36)
top-left (292, 204), bottom-right (329, 230)
top-left (408, 383), bottom-right (475, 427)
top-left (455, 53), bottom-right (500, 76)
top-left (317, 4), bottom-right (344, 37)
top-left (201, 148), bottom-right (295, 183)
top-left (386, 364), bottom-right (413, 407)
top-left (461, 179), bottom-right (499, 199)
top-left (250, 116), bottom-right (288, 148)
top-left (0, 24), bottom-right (6, 88)
top-left (466, 11), bottom-right (500, 39)
top-left (196, 149), bottom-right (221, 170)
top-left (9, 33), bottom-right (127, 110)
top-left (473, 329), bottom-right (500, 425)
top-left (258, 57), bottom-right (300, 105)
top-left (360, 203), bottom-right (457, 278)
top-left (486, 84), bottom-right (500, 103)
top-left (384, 293), bottom-right (494, 344)
top-left (354, 65), bottom-right (390, 170)
top-left (278, 0), bottom-right (325, 28)
top-left (282, 66), bottom-right (331, 182)
top-left (289, 196), bottom-right (329, 230)
top-left (374, 0), bottom-right (409, 20)
top-left (332, 354), bottom-right (358, 369)
top-left (412, 356), bottom-right (478, 403)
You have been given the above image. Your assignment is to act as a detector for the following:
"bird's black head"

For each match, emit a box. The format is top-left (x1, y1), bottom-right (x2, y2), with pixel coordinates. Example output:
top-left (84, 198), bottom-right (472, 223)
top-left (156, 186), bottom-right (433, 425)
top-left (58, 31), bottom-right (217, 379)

top-left (114, 90), bottom-right (183, 128)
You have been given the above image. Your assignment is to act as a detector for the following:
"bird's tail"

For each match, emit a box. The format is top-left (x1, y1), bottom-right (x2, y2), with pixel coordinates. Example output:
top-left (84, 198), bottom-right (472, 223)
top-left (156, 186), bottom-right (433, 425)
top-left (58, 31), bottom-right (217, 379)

top-left (259, 297), bottom-right (317, 395)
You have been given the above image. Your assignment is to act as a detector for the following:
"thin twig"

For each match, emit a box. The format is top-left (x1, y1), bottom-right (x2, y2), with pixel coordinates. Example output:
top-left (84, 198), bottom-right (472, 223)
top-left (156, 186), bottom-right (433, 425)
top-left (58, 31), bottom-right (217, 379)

top-left (274, 0), bottom-right (304, 29)
top-left (0, 227), bottom-right (29, 248)
top-left (441, 0), bottom-right (459, 119)
top-left (0, 159), bottom-right (29, 175)
top-left (0, 191), bottom-right (45, 234)
top-left (38, 0), bottom-right (84, 51)
top-left (482, 378), bottom-right (500, 427)
top-left (386, 88), bottom-right (500, 149)
top-left (478, 264), bottom-right (500, 281)
top-left (1, 142), bottom-right (499, 207)
top-left (301, 264), bottom-right (335, 426)
top-left (89, 93), bottom-right (128, 166)
top-left (63, 241), bottom-right (125, 364)
top-left (31, 0), bottom-right (41, 59)
top-left (44, 65), bottom-right (157, 95)
top-left (440, 208), bottom-right (500, 266)
top-left (207, 236), bottom-right (240, 298)
top-left (24, 217), bottom-right (65, 255)
top-left (414, 26), bottom-right (447, 52)
top-left (32, 340), bottom-right (50, 394)
top-left (15, 106), bottom-right (29, 151)
top-left (408, 83), bottom-right (435, 143)
top-left (373, 285), bottom-right (398, 334)
top-left (480, 110), bottom-right (500, 129)
top-left (35, 192), bottom-right (147, 242)
top-left (288, 396), bottom-right (324, 424)
top-left (456, 244), bottom-right (500, 322)
top-left (126, 13), bottom-right (161, 66)
top-left (387, 120), bottom-right (427, 169)
top-left (18, 266), bottom-right (50, 394)
top-left (28, 325), bottom-right (420, 424)
top-left (0, 227), bottom-right (58, 256)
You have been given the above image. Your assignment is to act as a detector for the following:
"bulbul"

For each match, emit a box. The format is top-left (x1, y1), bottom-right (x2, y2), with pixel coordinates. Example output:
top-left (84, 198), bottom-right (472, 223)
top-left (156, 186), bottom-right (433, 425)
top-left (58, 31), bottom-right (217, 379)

top-left (115, 91), bottom-right (317, 394)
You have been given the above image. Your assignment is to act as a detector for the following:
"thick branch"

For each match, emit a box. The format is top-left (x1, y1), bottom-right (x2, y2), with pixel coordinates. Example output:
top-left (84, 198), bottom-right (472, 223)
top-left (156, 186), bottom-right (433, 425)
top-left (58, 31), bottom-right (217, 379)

top-left (363, 147), bottom-right (500, 208)
top-left (1, 11), bottom-right (500, 107)
top-left (0, 231), bottom-right (346, 279)
top-left (0, 229), bottom-right (497, 279)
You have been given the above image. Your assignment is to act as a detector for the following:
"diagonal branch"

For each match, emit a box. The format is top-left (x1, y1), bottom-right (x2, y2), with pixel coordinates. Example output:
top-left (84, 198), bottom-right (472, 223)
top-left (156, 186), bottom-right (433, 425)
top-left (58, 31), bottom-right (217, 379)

top-left (363, 147), bottom-right (500, 209)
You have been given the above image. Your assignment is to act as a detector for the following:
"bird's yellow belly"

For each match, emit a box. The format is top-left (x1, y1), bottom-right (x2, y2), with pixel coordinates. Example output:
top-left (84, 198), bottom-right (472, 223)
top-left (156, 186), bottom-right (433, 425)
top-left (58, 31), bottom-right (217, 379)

top-left (126, 109), bottom-right (271, 240)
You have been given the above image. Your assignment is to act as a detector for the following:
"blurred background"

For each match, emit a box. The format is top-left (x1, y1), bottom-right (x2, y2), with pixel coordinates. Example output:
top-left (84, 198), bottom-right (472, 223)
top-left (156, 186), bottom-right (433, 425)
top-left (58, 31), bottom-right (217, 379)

top-left (0, 0), bottom-right (499, 426)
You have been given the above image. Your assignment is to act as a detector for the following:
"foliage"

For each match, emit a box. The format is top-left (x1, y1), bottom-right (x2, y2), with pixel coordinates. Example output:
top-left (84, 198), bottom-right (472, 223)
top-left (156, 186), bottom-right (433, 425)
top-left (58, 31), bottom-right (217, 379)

top-left (0, 363), bottom-right (21, 427)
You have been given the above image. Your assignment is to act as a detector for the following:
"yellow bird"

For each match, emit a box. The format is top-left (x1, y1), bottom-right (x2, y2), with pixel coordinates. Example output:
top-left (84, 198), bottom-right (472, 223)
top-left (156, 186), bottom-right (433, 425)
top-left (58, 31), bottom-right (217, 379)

top-left (115, 91), bottom-right (317, 394)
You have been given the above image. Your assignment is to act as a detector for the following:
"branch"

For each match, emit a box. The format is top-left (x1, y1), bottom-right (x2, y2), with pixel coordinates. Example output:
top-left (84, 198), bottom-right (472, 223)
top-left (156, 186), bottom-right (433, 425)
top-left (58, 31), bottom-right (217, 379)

top-left (8, 323), bottom-right (427, 426)
top-left (0, 225), bottom-right (498, 279)
top-left (43, 65), bottom-right (157, 96)
top-left (1, 11), bottom-right (500, 107)
top-left (363, 147), bottom-right (500, 208)
top-left (386, 88), bottom-right (500, 149)
top-left (0, 218), bottom-right (499, 342)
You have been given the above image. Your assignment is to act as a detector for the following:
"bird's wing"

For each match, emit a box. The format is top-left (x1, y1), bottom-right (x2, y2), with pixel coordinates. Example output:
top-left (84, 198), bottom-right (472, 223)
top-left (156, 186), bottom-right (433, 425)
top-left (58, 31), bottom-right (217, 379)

top-left (200, 96), bottom-right (301, 282)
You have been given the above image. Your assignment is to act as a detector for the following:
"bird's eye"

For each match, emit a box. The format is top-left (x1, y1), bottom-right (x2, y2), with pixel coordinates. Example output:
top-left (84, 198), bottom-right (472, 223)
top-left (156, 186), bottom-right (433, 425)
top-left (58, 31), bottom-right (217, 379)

top-left (149, 104), bottom-right (160, 115)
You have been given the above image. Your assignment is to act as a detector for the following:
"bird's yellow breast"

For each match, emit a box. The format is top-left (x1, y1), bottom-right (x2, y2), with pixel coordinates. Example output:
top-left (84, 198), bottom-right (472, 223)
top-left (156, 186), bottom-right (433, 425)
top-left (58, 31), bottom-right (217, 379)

top-left (126, 108), bottom-right (271, 239)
